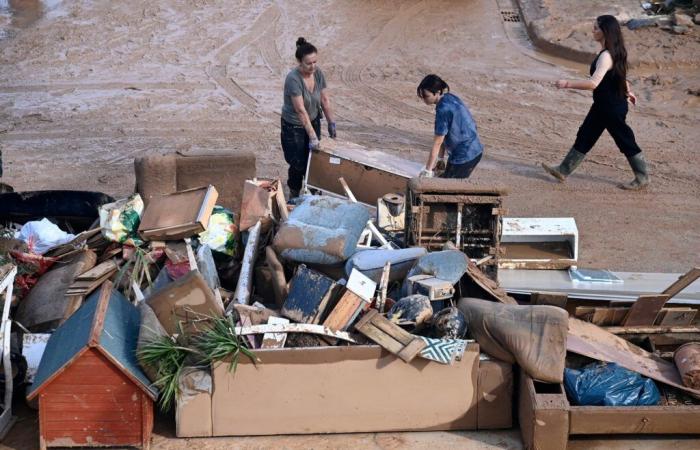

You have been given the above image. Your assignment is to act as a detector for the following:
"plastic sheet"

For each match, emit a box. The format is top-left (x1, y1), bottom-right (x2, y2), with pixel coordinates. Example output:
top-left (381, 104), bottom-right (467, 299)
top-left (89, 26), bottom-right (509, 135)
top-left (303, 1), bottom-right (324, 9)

top-left (564, 362), bottom-right (661, 406)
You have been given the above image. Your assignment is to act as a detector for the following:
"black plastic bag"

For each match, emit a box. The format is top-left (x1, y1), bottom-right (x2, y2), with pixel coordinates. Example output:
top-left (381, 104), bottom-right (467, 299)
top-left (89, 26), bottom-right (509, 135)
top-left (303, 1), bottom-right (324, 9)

top-left (564, 362), bottom-right (660, 406)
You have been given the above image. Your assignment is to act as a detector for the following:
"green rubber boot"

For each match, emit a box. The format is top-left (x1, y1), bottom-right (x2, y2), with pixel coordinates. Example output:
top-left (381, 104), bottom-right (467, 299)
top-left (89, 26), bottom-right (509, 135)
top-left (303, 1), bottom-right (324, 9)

top-left (618, 153), bottom-right (649, 190)
top-left (541, 147), bottom-right (587, 182)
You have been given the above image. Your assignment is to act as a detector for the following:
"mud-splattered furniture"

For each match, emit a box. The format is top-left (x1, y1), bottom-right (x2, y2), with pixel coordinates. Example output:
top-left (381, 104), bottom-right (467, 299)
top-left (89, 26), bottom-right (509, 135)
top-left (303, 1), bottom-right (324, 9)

top-left (405, 178), bottom-right (506, 281)
top-left (26, 282), bottom-right (157, 450)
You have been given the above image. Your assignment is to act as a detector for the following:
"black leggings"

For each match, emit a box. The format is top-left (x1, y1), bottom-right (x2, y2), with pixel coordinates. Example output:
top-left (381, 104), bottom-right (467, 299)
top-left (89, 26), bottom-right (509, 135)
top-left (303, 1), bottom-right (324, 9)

top-left (280, 117), bottom-right (321, 192)
top-left (573, 101), bottom-right (642, 157)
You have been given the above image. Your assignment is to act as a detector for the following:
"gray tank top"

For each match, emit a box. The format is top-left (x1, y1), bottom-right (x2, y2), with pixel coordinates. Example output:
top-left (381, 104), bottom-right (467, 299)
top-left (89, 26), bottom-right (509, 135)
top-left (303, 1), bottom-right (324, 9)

top-left (281, 67), bottom-right (327, 125)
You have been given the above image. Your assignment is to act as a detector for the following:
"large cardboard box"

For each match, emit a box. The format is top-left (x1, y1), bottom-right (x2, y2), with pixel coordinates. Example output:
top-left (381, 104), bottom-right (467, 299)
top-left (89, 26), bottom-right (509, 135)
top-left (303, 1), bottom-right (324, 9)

top-left (176, 344), bottom-right (513, 437)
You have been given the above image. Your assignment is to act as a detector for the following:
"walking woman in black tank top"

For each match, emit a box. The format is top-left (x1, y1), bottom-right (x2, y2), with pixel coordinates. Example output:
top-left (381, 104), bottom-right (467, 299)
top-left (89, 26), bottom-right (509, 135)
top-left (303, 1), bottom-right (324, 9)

top-left (542, 15), bottom-right (649, 190)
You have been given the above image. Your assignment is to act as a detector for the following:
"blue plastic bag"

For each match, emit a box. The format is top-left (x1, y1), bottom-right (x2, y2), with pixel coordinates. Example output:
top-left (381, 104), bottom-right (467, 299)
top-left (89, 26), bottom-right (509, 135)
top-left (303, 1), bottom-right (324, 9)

top-left (564, 362), bottom-right (660, 406)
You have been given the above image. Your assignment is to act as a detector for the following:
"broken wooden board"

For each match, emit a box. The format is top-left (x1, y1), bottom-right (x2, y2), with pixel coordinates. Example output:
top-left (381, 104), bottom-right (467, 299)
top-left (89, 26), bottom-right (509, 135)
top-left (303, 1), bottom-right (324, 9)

top-left (657, 308), bottom-right (697, 326)
top-left (234, 324), bottom-right (357, 344)
top-left (567, 317), bottom-right (700, 397)
top-left (261, 317), bottom-right (289, 349)
top-left (354, 310), bottom-right (426, 362)
top-left (323, 290), bottom-right (365, 332)
top-left (76, 260), bottom-right (118, 281)
top-left (464, 260), bottom-right (517, 305)
top-left (622, 295), bottom-right (669, 326)
top-left (662, 267), bottom-right (700, 299)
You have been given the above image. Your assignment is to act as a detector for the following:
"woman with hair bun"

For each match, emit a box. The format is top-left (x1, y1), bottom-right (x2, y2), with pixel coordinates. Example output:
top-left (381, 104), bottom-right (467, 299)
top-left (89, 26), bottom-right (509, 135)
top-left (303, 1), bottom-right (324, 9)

top-left (280, 37), bottom-right (336, 199)
top-left (542, 15), bottom-right (649, 190)
top-left (417, 74), bottom-right (484, 179)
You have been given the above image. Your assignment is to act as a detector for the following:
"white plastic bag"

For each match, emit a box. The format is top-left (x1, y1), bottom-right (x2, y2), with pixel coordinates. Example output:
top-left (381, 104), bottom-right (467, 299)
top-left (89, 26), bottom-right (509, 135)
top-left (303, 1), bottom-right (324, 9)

top-left (17, 218), bottom-right (75, 255)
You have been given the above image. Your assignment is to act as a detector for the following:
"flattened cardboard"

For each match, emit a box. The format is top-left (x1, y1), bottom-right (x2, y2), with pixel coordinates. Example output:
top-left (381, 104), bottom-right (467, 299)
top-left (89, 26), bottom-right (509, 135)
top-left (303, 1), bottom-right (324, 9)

top-left (210, 344), bottom-right (479, 435)
top-left (138, 185), bottom-right (218, 240)
top-left (176, 369), bottom-right (212, 438)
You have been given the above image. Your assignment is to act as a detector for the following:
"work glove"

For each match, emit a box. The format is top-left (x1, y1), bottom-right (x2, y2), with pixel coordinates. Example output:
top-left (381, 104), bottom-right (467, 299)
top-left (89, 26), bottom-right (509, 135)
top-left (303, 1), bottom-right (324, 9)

top-left (309, 136), bottom-right (321, 151)
top-left (419, 168), bottom-right (433, 178)
top-left (328, 122), bottom-right (337, 139)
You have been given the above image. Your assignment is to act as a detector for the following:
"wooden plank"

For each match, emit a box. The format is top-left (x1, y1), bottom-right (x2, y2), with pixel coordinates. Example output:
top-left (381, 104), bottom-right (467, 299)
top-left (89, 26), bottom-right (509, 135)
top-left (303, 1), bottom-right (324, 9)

top-left (43, 420), bottom-right (141, 432)
top-left (43, 407), bottom-right (140, 420)
top-left (43, 393), bottom-right (143, 403)
top-left (662, 267), bottom-right (700, 299)
top-left (622, 295), bottom-right (669, 326)
top-left (567, 317), bottom-right (700, 397)
top-left (569, 406), bottom-right (700, 434)
top-left (45, 430), bottom-right (141, 443)
top-left (604, 325), bottom-right (700, 335)
top-left (87, 282), bottom-right (113, 346)
top-left (354, 310), bottom-right (426, 362)
top-left (142, 392), bottom-right (153, 450)
top-left (657, 308), bottom-right (697, 326)
top-left (323, 290), bottom-right (365, 332)
top-left (261, 316), bottom-right (289, 349)
top-left (76, 260), bottom-right (118, 281)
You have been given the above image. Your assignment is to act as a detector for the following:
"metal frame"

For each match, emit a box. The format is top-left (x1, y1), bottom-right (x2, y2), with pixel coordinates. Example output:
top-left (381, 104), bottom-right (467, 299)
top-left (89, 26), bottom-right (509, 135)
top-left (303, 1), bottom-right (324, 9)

top-left (0, 265), bottom-right (17, 439)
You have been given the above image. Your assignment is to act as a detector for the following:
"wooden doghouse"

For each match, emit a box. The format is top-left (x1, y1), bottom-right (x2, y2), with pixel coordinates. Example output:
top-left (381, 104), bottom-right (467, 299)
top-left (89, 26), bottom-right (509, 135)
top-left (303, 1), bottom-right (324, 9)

top-left (27, 282), bottom-right (157, 450)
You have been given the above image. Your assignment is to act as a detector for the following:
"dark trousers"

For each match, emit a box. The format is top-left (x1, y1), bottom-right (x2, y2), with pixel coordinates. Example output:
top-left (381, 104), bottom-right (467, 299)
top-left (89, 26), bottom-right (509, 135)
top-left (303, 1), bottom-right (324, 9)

top-left (573, 101), bottom-right (642, 157)
top-left (281, 117), bottom-right (321, 192)
top-left (440, 153), bottom-right (482, 179)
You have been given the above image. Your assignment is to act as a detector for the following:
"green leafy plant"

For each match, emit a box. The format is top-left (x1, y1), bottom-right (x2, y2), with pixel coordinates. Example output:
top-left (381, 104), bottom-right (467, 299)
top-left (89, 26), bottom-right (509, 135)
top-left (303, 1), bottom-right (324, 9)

top-left (193, 314), bottom-right (259, 372)
top-left (137, 335), bottom-right (191, 412)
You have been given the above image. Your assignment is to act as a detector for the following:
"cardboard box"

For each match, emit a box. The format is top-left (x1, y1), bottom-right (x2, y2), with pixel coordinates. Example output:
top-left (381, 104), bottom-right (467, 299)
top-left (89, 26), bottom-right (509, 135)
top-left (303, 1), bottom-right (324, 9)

top-left (177, 344), bottom-right (513, 437)
top-left (478, 357), bottom-right (513, 429)
top-left (518, 370), bottom-right (700, 450)
top-left (304, 145), bottom-right (421, 207)
top-left (138, 185), bottom-right (218, 240)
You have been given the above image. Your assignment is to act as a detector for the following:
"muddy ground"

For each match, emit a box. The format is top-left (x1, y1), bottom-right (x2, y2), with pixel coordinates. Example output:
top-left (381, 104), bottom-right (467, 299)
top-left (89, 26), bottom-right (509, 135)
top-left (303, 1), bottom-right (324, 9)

top-left (0, 0), bottom-right (699, 448)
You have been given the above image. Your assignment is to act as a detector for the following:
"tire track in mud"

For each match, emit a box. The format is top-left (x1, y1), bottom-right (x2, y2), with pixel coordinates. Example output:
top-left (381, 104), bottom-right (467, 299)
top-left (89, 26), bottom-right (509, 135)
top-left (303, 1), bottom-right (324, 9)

top-left (205, 4), bottom-right (281, 112)
top-left (338, 0), bottom-right (434, 124)
top-left (0, 82), bottom-right (213, 93)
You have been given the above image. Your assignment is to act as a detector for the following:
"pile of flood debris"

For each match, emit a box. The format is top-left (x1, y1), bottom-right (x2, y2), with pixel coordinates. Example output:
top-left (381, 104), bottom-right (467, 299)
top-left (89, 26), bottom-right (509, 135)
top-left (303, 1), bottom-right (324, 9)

top-left (1, 151), bottom-right (700, 447)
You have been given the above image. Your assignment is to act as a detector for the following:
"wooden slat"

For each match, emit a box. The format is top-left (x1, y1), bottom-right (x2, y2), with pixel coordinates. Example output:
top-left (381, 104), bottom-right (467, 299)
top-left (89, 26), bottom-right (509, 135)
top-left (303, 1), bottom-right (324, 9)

top-left (45, 430), bottom-right (141, 442)
top-left (44, 384), bottom-right (136, 394)
top-left (354, 310), bottom-right (426, 362)
top-left (622, 295), bottom-right (669, 326)
top-left (88, 281), bottom-right (113, 345)
top-left (323, 290), bottom-right (364, 331)
top-left (657, 308), bottom-right (697, 326)
top-left (662, 267), bottom-right (700, 299)
top-left (43, 408), bottom-right (140, 421)
top-left (44, 393), bottom-right (140, 403)
top-left (44, 418), bottom-right (141, 429)
top-left (77, 260), bottom-right (118, 281)
top-left (569, 406), bottom-right (700, 434)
